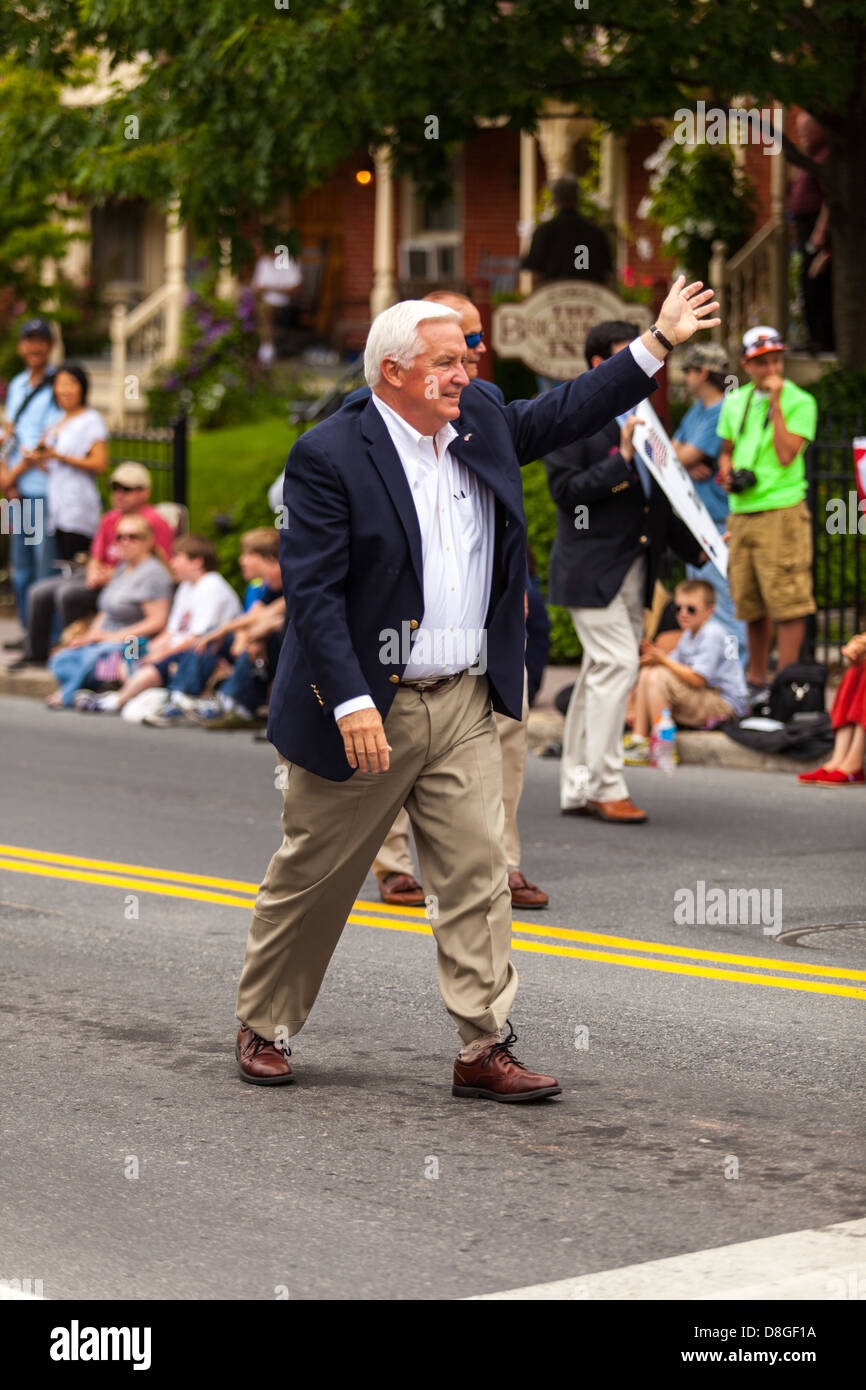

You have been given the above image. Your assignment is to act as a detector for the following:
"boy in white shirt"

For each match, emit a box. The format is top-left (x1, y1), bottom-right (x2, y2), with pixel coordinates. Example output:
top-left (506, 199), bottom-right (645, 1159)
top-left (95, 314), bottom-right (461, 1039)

top-left (75, 535), bottom-right (240, 714)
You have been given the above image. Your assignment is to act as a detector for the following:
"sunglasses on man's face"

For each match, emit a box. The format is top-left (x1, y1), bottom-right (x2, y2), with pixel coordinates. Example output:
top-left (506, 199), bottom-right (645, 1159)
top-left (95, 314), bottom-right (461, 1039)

top-left (676, 602), bottom-right (699, 615)
top-left (116, 531), bottom-right (147, 541)
top-left (464, 330), bottom-right (484, 348)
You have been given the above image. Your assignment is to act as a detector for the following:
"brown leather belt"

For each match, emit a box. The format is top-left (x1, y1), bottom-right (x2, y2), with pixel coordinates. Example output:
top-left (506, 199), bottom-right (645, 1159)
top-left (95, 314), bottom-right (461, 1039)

top-left (400, 672), bottom-right (464, 694)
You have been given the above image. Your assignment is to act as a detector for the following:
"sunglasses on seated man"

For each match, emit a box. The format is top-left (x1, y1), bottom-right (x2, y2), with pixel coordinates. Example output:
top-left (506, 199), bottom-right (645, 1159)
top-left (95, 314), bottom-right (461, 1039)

top-left (464, 329), bottom-right (484, 349)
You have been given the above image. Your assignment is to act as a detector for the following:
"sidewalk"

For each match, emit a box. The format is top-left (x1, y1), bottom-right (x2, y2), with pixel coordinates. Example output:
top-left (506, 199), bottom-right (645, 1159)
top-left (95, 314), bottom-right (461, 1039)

top-left (0, 609), bottom-right (827, 774)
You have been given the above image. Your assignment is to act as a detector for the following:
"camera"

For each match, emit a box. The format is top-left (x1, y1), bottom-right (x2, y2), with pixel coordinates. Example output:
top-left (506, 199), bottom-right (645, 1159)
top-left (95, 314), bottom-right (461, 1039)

top-left (728, 468), bottom-right (757, 494)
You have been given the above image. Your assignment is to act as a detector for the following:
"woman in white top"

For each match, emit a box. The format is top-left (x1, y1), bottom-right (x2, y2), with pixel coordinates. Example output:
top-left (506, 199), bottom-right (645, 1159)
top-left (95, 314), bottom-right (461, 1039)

top-left (29, 363), bottom-right (108, 561)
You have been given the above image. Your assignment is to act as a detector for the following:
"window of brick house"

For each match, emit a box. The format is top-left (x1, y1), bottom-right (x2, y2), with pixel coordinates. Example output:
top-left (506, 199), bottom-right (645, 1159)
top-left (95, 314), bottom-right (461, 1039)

top-left (399, 158), bottom-right (463, 285)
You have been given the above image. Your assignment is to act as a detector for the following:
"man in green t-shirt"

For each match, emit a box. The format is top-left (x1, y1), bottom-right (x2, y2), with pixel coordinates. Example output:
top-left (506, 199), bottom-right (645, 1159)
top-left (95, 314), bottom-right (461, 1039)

top-left (717, 325), bottom-right (817, 698)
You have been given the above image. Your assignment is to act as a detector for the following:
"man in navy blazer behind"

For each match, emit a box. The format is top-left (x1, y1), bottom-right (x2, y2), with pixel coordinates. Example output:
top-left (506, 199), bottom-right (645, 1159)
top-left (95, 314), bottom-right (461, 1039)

top-left (234, 278), bottom-right (720, 1100)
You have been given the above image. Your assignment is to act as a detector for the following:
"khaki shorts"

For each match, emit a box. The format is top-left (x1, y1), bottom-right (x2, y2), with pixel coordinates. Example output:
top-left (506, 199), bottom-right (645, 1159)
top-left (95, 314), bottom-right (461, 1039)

top-left (654, 667), bottom-right (735, 728)
top-left (728, 501), bottom-right (816, 623)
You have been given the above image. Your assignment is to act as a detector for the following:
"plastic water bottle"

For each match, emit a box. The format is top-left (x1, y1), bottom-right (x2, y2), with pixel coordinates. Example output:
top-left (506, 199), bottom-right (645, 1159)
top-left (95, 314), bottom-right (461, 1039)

top-left (651, 707), bottom-right (678, 776)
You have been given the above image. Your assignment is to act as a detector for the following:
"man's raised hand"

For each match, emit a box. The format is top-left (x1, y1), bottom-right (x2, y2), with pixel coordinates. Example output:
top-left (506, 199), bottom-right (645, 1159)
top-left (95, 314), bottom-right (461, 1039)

top-left (656, 275), bottom-right (721, 346)
top-left (337, 706), bottom-right (392, 773)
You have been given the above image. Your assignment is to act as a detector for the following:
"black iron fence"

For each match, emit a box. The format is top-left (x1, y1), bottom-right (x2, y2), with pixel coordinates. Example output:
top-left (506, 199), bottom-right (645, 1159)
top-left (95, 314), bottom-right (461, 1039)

top-left (805, 412), bottom-right (865, 665)
top-left (107, 416), bottom-right (187, 507)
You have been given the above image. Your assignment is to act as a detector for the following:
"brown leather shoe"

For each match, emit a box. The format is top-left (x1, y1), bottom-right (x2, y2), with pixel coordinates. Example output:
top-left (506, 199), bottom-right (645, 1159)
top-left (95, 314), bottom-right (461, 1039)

top-left (379, 872), bottom-right (425, 906)
top-left (236, 1026), bottom-right (294, 1085)
top-left (508, 869), bottom-right (549, 908)
top-left (452, 1023), bottom-right (561, 1103)
top-left (582, 798), bottom-right (648, 824)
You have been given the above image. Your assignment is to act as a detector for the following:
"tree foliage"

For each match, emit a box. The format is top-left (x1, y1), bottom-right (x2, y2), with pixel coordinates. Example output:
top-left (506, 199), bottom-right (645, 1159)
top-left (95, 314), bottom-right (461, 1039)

top-left (2, 1), bottom-right (865, 358)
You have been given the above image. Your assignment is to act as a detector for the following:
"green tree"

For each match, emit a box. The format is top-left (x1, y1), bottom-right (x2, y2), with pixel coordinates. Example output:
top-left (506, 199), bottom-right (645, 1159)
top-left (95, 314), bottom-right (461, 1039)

top-left (1, 0), bottom-right (863, 362)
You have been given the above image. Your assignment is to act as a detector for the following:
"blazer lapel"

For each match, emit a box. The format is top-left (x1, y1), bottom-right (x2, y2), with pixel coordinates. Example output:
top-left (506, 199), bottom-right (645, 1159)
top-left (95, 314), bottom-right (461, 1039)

top-left (361, 400), bottom-right (424, 584)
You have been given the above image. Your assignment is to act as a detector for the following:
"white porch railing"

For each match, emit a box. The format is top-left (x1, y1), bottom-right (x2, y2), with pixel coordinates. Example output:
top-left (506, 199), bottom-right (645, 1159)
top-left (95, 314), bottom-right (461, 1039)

top-left (709, 217), bottom-right (789, 363)
top-left (107, 206), bottom-right (186, 423)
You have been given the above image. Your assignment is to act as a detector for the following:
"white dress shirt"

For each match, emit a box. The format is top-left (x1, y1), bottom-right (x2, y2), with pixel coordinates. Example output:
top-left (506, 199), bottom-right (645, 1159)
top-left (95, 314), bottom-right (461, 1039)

top-left (333, 340), bottom-right (663, 722)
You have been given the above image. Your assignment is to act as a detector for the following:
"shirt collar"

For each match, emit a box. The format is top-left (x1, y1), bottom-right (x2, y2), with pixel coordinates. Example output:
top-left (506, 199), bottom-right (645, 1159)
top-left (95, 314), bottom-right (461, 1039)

top-left (371, 391), bottom-right (458, 458)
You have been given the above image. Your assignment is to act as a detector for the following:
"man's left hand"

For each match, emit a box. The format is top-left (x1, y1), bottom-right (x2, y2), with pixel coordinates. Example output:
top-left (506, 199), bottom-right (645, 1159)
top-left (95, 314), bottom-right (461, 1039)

top-left (656, 276), bottom-right (721, 346)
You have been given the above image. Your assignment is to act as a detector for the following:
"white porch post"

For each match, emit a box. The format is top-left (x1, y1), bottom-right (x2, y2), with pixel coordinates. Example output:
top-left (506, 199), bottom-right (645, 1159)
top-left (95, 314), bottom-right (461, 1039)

top-left (215, 237), bottom-right (238, 301)
top-left (370, 145), bottom-right (397, 318)
top-left (164, 201), bottom-right (187, 361)
top-left (518, 130), bottom-right (537, 297)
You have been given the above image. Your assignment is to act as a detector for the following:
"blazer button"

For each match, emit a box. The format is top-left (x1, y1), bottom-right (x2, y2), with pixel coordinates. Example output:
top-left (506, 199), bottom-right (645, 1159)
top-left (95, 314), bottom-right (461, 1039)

top-left (409, 619), bottom-right (419, 629)
top-left (389, 674), bottom-right (400, 684)
top-left (639, 534), bottom-right (648, 544)
top-left (643, 505), bottom-right (650, 514)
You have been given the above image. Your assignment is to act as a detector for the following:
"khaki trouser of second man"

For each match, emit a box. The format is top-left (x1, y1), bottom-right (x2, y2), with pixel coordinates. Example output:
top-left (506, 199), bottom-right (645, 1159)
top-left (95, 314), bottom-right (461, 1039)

top-left (373, 669), bottom-right (531, 881)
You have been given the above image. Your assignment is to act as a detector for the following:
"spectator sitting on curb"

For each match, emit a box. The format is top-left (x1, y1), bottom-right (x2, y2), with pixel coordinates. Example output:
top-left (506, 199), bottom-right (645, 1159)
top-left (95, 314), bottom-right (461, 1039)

top-left (140, 528), bottom-right (284, 728)
top-left (191, 595), bottom-right (286, 730)
top-left (626, 579), bottom-right (748, 763)
top-left (46, 518), bottom-right (173, 708)
top-left (799, 630), bottom-right (866, 787)
top-left (9, 461), bottom-right (175, 671)
top-left (73, 535), bottom-right (240, 714)
top-left (131, 528), bottom-right (283, 727)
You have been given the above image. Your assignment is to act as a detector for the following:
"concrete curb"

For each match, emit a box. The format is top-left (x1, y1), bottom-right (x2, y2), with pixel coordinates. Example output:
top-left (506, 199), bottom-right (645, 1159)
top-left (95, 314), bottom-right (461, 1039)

top-left (527, 708), bottom-right (826, 777)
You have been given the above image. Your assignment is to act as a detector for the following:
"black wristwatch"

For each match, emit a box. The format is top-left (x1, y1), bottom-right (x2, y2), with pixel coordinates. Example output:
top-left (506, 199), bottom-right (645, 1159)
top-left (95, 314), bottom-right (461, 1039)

top-left (649, 323), bottom-right (675, 352)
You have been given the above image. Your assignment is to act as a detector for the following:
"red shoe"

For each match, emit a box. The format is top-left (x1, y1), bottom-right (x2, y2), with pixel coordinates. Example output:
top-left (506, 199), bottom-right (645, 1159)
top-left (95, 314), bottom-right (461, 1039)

top-left (815, 768), bottom-right (865, 787)
top-left (379, 873), bottom-right (425, 906)
top-left (235, 1026), bottom-right (294, 1085)
top-left (452, 1023), bottom-right (561, 1103)
top-left (798, 766), bottom-right (831, 784)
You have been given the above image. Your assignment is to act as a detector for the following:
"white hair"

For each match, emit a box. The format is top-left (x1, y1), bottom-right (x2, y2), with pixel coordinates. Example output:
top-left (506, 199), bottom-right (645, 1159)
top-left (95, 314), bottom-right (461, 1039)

top-left (364, 300), bottom-right (461, 387)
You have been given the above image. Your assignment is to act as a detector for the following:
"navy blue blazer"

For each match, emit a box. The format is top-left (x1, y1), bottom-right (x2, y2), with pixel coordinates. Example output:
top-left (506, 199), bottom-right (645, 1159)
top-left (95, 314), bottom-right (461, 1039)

top-left (267, 348), bottom-right (656, 780)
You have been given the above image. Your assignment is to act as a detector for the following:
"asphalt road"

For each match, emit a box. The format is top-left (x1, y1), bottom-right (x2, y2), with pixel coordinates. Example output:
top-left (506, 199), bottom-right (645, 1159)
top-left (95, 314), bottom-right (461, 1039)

top-left (1, 694), bottom-right (863, 1300)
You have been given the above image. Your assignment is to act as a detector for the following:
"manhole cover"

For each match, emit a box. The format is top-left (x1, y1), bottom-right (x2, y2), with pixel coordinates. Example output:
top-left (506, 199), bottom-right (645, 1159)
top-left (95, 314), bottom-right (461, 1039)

top-left (775, 921), bottom-right (866, 951)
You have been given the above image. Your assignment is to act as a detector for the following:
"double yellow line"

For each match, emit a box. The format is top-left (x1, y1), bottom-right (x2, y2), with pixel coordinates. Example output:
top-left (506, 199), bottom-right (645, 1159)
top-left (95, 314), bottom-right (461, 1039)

top-left (1, 842), bottom-right (865, 1001)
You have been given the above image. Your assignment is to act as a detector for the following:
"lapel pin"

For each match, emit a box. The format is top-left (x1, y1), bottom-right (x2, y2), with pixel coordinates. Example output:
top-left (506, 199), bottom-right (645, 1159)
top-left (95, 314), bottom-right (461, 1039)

top-left (463, 433), bottom-right (473, 441)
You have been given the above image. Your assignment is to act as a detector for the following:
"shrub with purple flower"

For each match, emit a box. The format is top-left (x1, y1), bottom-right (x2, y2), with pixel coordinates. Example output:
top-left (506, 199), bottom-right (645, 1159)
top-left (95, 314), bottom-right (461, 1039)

top-left (148, 261), bottom-right (282, 428)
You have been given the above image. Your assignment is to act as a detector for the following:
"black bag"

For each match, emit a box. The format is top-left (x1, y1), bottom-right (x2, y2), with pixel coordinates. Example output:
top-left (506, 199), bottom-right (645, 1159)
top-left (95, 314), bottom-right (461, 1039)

top-left (720, 710), bottom-right (834, 761)
top-left (751, 662), bottom-right (827, 722)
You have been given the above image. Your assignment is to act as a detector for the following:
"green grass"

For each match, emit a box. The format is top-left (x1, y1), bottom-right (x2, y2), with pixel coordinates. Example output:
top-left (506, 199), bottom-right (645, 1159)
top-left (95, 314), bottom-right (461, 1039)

top-left (187, 413), bottom-right (301, 532)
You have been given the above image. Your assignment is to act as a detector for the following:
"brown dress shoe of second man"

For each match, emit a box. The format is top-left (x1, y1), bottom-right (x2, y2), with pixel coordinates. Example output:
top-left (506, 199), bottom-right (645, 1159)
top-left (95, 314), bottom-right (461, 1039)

top-left (236, 1026), bottom-right (294, 1085)
top-left (452, 1023), bottom-right (561, 1103)
top-left (379, 873), bottom-right (426, 906)
top-left (508, 869), bottom-right (549, 908)
top-left (582, 798), bottom-right (648, 824)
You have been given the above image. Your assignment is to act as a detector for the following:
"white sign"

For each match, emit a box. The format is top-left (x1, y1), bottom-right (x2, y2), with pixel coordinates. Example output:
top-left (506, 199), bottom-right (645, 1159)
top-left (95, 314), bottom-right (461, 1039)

top-left (492, 282), bottom-right (653, 380)
top-left (616, 399), bottom-right (729, 577)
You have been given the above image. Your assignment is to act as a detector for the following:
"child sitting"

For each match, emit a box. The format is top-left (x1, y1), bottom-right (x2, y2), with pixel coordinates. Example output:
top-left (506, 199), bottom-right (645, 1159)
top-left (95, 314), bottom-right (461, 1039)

top-left (626, 578), bottom-right (748, 764)
top-left (74, 535), bottom-right (240, 714)
top-left (146, 526), bottom-right (284, 728)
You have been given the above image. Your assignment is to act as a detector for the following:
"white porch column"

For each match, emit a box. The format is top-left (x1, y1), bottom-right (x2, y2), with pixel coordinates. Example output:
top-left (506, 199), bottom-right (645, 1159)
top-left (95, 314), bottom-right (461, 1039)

top-left (215, 237), bottom-right (238, 301)
top-left (370, 145), bottom-right (397, 318)
top-left (518, 130), bottom-right (537, 297)
top-left (164, 201), bottom-right (187, 361)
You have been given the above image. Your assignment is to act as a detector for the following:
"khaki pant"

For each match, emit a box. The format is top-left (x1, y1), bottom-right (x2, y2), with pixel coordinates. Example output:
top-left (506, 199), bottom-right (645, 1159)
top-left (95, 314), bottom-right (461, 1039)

top-left (236, 671), bottom-right (517, 1045)
top-left (374, 671), bottom-right (530, 878)
top-left (561, 555), bottom-right (646, 807)
top-left (728, 501), bottom-right (816, 622)
top-left (652, 667), bottom-right (735, 727)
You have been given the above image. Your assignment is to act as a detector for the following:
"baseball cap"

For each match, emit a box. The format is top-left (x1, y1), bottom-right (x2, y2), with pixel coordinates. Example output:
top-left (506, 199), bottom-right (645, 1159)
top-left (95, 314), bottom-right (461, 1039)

top-left (742, 325), bottom-right (786, 360)
top-left (681, 342), bottom-right (729, 373)
top-left (18, 317), bottom-right (53, 342)
top-left (110, 461), bottom-right (152, 490)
